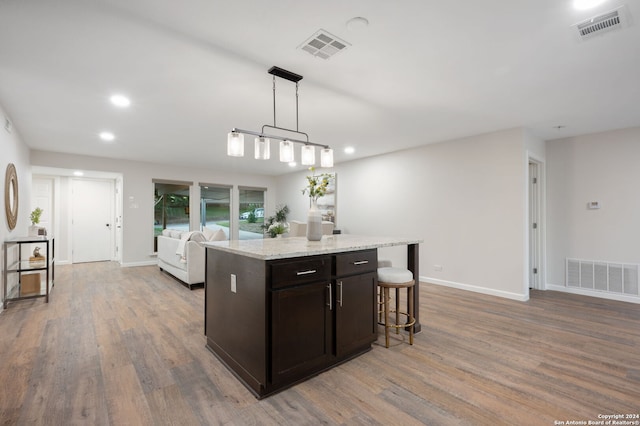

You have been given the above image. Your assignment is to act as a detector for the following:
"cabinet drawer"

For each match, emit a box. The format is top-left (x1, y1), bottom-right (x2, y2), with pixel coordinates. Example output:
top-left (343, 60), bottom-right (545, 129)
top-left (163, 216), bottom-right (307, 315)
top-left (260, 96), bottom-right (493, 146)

top-left (334, 249), bottom-right (377, 277)
top-left (270, 256), bottom-right (331, 289)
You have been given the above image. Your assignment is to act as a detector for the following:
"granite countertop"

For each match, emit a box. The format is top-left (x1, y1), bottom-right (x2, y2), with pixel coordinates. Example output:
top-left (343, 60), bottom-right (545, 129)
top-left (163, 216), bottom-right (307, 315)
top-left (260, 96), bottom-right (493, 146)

top-left (204, 234), bottom-right (422, 260)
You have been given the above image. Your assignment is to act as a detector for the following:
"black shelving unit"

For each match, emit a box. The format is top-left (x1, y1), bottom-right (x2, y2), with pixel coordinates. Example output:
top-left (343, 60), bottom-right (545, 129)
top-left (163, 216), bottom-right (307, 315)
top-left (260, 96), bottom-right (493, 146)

top-left (3, 236), bottom-right (55, 308)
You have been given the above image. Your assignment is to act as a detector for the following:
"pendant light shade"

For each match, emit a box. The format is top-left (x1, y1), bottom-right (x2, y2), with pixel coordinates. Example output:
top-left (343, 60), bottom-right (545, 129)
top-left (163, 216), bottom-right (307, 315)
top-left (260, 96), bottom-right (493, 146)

top-left (254, 137), bottom-right (270, 160)
top-left (227, 132), bottom-right (244, 157)
top-left (320, 148), bottom-right (334, 168)
top-left (301, 145), bottom-right (315, 166)
top-left (279, 140), bottom-right (294, 162)
top-left (228, 66), bottom-right (334, 168)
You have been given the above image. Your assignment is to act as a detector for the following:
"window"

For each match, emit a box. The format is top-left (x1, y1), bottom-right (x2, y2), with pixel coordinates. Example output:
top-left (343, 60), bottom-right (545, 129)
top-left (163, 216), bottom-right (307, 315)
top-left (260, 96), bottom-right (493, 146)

top-left (154, 181), bottom-right (190, 251)
top-left (200, 185), bottom-right (231, 236)
top-left (238, 187), bottom-right (265, 240)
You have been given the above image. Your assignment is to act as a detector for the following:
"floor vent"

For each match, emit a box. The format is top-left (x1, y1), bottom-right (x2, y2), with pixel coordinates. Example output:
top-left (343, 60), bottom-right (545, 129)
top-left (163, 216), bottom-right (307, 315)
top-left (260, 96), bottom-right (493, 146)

top-left (298, 29), bottom-right (350, 60)
top-left (574, 6), bottom-right (630, 41)
top-left (566, 258), bottom-right (639, 296)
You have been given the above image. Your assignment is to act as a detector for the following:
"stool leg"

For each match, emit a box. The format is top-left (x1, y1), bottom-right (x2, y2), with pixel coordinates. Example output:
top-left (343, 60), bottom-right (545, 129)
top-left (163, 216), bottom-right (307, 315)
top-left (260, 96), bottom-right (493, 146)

top-left (384, 287), bottom-right (390, 348)
top-left (378, 288), bottom-right (383, 323)
top-left (408, 286), bottom-right (414, 345)
top-left (395, 288), bottom-right (400, 334)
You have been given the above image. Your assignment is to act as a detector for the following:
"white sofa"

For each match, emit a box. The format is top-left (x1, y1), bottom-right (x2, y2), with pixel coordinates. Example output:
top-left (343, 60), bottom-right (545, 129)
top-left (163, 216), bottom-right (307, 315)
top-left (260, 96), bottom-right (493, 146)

top-left (157, 228), bottom-right (226, 289)
top-left (288, 220), bottom-right (335, 237)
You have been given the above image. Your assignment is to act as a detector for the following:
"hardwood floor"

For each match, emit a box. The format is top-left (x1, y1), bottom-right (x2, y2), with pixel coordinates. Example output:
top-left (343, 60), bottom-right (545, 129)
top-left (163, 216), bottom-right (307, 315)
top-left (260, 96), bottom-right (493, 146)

top-left (1, 262), bottom-right (638, 425)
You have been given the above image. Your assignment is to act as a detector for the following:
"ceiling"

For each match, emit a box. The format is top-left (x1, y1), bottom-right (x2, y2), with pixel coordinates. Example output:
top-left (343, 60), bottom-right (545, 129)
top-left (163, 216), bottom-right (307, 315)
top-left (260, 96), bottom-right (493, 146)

top-left (1, 0), bottom-right (638, 176)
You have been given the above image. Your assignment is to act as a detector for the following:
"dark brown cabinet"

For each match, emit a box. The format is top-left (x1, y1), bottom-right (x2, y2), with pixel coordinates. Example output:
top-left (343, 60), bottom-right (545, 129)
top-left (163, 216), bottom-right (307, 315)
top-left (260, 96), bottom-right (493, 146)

top-left (270, 256), bottom-right (332, 385)
top-left (333, 249), bottom-right (378, 358)
top-left (335, 272), bottom-right (377, 357)
top-left (205, 247), bottom-right (378, 398)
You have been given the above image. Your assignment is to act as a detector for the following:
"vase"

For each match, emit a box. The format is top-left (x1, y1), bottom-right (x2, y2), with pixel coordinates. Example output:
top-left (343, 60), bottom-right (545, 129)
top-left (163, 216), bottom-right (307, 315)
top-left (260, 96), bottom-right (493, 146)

top-left (306, 200), bottom-right (323, 241)
top-left (28, 225), bottom-right (39, 237)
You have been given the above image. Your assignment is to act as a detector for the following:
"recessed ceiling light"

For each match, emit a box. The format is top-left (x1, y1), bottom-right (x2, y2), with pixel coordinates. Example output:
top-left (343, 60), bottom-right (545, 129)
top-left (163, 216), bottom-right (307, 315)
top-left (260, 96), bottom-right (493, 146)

top-left (73, 171), bottom-right (84, 176)
top-left (573, 0), bottom-right (607, 10)
top-left (344, 146), bottom-right (355, 154)
top-left (110, 94), bottom-right (131, 108)
top-left (99, 131), bottom-right (115, 141)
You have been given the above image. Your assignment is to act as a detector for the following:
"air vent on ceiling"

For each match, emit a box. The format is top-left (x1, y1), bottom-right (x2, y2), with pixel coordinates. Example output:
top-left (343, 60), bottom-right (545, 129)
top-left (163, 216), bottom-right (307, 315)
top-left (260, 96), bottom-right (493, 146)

top-left (298, 29), bottom-right (350, 60)
top-left (574, 6), bottom-right (631, 41)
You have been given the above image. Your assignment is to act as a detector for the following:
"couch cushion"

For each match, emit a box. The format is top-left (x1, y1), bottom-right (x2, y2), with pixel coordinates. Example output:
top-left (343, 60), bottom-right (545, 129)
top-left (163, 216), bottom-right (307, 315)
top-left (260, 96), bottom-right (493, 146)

top-left (210, 229), bottom-right (226, 241)
top-left (203, 227), bottom-right (226, 241)
top-left (189, 231), bottom-right (207, 243)
top-left (170, 230), bottom-right (183, 239)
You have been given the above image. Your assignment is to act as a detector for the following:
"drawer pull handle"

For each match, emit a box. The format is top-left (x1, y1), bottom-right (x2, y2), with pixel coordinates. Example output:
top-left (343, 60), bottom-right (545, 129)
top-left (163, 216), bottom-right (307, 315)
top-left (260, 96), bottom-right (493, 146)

top-left (327, 283), bottom-right (332, 310)
top-left (352, 260), bottom-right (369, 265)
top-left (296, 269), bottom-right (317, 276)
top-left (337, 281), bottom-right (343, 307)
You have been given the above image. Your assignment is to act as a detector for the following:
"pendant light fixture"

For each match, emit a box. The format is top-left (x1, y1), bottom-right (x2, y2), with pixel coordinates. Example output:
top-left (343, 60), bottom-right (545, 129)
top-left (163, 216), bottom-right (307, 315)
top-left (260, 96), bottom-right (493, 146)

top-left (227, 66), bottom-right (334, 168)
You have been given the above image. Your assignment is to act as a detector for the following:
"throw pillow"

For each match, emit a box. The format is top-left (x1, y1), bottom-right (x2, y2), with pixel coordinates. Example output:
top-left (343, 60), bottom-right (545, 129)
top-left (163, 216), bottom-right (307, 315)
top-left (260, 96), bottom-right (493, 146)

top-left (210, 229), bottom-right (227, 241)
top-left (202, 226), bottom-right (216, 241)
top-left (189, 231), bottom-right (206, 243)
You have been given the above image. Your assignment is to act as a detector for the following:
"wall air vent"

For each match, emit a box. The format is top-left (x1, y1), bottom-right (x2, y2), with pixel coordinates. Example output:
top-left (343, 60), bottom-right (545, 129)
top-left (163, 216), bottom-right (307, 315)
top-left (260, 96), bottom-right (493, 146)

top-left (567, 258), bottom-right (639, 296)
top-left (298, 29), bottom-right (350, 60)
top-left (574, 6), bottom-right (631, 41)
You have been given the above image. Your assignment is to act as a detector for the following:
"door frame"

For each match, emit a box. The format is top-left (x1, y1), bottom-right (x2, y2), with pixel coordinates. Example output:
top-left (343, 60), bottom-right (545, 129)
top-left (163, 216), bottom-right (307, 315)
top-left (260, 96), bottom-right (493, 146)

top-left (527, 155), bottom-right (546, 291)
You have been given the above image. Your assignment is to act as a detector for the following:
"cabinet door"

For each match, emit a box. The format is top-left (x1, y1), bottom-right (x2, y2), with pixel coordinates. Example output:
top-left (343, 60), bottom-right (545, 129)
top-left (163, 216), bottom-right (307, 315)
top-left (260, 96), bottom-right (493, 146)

top-left (335, 272), bottom-right (377, 358)
top-left (271, 281), bottom-right (332, 385)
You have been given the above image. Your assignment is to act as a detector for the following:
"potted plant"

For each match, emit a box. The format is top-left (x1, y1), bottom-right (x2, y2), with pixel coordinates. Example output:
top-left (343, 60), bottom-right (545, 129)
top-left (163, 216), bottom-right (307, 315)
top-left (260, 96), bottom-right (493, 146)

top-left (262, 205), bottom-right (290, 238)
top-left (29, 207), bottom-right (44, 236)
top-left (267, 222), bottom-right (289, 238)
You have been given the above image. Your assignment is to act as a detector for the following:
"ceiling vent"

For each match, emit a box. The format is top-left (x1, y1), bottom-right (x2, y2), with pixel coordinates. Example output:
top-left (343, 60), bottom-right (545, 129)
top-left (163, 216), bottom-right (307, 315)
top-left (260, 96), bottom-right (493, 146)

top-left (574, 6), bottom-right (631, 41)
top-left (298, 29), bottom-right (350, 60)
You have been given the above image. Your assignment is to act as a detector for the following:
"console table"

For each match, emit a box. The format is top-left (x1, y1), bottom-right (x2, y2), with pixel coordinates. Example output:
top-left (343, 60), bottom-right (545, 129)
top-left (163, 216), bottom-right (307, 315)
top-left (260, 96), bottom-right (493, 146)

top-left (204, 234), bottom-right (421, 398)
top-left (3, 236), bottom-right (55, 308)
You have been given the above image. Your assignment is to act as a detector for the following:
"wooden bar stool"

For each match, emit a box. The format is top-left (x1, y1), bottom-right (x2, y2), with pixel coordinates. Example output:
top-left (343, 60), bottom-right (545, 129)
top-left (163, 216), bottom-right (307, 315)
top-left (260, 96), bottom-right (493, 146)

top-left (377, 267), bottom-right (415, 348)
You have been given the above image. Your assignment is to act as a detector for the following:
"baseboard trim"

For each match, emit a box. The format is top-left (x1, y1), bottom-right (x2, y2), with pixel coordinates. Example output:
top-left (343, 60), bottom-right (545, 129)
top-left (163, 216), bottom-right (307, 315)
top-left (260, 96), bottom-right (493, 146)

top-left (546, 283), bottom-right (640, 304)
top-left (423, 276), bottom-right (528, 301)
top-left (121, 260), bottom-right (158, 268)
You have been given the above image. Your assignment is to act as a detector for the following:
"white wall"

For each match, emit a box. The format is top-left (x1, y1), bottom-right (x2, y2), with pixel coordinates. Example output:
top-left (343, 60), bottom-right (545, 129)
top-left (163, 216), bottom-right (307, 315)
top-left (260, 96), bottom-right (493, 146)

top-left (546, 127), bottom-right (640, 289)
top-left (30, 150), bottom-right (278, 266)
top-left (0, 103), bottom-right (32, 312)
top-left (277, 128), bottom-right (530, 300)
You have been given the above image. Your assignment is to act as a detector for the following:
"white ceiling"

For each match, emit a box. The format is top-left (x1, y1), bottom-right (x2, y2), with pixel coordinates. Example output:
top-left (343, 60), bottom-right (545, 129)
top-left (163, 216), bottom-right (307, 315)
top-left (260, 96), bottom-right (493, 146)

top-left (1, 0), bottom-right (639, 176)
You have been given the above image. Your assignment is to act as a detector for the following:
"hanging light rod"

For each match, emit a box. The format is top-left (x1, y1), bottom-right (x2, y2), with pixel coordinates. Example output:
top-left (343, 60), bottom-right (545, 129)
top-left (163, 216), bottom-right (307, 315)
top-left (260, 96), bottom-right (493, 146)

top-left (227, 66), bottom-right (334, 167)
top-left (230, 128), bottom-right (329, 150)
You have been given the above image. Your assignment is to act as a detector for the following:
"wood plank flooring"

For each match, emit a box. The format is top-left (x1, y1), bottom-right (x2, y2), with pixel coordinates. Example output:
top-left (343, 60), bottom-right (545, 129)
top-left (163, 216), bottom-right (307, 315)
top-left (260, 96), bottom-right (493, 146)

top-left (1, 262), bottom-right (639, 425)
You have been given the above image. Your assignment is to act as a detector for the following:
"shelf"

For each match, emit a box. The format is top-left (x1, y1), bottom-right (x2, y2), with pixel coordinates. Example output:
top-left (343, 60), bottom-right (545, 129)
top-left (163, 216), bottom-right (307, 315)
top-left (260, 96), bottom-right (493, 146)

top-left (3, 237), bottom-right (55, 309)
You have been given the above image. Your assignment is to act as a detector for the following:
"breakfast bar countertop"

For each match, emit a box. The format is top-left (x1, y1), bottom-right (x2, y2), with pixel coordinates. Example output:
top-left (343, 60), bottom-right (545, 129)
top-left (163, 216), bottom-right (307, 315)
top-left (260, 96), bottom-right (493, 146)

top-left (204, 234), bottom-right (422, 260)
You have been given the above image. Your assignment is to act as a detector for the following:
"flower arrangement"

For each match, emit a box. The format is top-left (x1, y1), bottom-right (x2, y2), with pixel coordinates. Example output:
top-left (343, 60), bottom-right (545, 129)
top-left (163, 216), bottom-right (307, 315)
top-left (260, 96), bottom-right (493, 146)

top-left (302, 167), bottom-right (332, 202)
top-left (267, 222), bottom-right (289, 237)
top-left (262, 204), bottom-right (290, 238)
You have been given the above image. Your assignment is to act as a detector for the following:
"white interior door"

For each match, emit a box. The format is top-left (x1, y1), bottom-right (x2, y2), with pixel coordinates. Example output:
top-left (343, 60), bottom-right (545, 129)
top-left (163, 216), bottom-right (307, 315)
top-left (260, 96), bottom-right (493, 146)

top-left (72, 179), bottom-right (114, 263)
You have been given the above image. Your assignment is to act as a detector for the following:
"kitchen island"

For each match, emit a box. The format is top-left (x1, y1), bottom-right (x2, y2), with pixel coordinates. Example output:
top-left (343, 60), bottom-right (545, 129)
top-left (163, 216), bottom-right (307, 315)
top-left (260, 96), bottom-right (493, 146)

top-left (204, 234), bottom-right (421, 398)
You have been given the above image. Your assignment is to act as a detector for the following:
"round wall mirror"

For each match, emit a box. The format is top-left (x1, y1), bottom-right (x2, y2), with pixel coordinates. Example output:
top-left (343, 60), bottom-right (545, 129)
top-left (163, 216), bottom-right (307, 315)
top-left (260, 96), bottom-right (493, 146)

top-left (5, 163), bottom-right (18, 230)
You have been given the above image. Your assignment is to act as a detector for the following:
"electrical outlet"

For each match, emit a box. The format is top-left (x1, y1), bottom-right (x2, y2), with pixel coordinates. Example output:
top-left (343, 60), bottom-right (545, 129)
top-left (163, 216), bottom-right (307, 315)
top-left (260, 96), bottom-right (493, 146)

top-left (434, 265), bottom-right (443, 272)
top-left (231, 274), bottom-right (237, 293)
